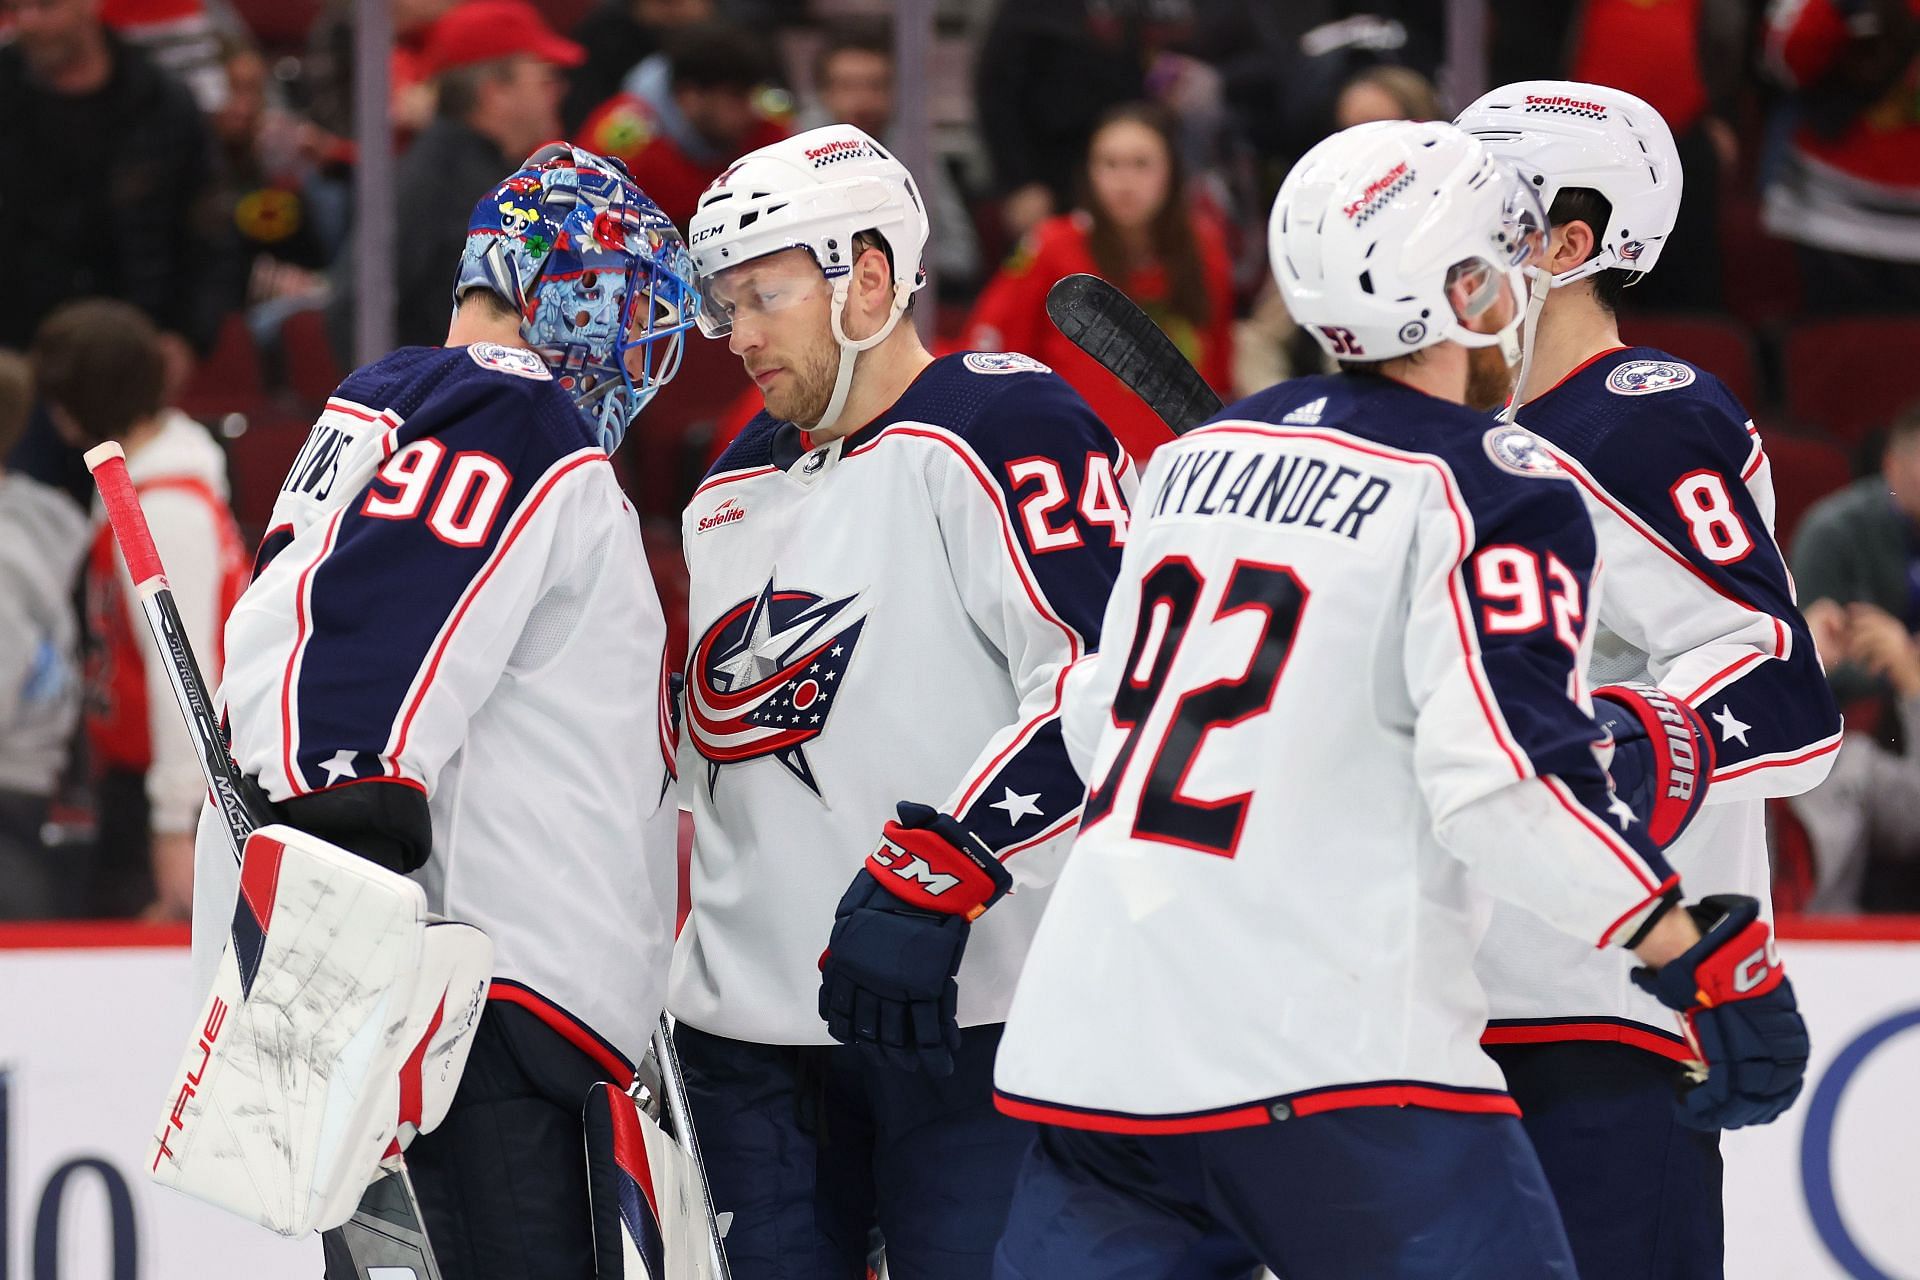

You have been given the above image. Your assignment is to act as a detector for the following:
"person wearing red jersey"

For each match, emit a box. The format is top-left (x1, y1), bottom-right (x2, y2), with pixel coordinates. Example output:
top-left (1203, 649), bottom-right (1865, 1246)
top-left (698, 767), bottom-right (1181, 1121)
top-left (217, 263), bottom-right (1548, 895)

top-left (965, 102), bottom-right (1234, 465)
top-left (32, 299), bottom-right (248, 921)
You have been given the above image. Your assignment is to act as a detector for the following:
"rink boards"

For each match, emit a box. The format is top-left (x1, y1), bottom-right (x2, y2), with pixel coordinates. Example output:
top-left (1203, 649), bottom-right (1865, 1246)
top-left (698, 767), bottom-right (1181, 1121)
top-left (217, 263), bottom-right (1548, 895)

top-left (0, 919), bottom-right (1915, 1279)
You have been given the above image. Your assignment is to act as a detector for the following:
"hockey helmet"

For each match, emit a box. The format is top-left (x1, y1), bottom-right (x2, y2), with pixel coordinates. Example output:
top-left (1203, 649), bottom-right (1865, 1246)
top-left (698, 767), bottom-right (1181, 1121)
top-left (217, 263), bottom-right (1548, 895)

top-left (455, 143), bottom-right (697, 452)
top-left (686, 125), bottom-right (929, 432)
top-left (1453, 80), bottom-right (1683, 285)
top-left (1270, 120), bottom-right (1548, 365)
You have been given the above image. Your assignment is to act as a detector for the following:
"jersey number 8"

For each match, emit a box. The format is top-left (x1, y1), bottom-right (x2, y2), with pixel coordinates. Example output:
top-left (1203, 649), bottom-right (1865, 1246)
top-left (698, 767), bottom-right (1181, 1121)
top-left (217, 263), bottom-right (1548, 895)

top-left (1669, 470), bottom-right (1753, 565)
top-left (362, 439), bottom-right (514, 549)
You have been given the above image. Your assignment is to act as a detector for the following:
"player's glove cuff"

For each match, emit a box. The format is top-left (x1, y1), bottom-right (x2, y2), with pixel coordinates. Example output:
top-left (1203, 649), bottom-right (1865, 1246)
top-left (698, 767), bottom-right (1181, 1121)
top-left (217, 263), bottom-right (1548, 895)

top-left (865, 802), bottom-right (1012, 921)
top-left (1631, 894), bottom-right (1810, 1130)
top-left (1595, 682), bottom-right (1715, 847)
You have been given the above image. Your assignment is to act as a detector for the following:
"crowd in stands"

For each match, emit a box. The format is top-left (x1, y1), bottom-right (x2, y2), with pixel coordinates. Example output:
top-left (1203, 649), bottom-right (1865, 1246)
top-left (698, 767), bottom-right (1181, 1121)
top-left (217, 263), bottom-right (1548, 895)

top-left (1, 0), bottom-right (1917, 921)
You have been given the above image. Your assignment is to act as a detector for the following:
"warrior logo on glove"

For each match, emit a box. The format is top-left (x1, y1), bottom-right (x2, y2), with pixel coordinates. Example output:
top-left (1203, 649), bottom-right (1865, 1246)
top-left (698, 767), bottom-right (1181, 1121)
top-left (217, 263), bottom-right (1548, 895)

top-left (687, 575), bottom-right (866, 794)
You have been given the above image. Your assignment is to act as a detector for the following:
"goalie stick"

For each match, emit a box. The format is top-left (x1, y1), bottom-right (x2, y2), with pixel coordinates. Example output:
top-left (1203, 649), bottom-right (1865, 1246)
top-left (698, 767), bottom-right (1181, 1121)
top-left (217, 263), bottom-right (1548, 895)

top-left (86, 440), bottom-right (442, 1280)
top-left (1045, 273), bottom-right (1223, 435)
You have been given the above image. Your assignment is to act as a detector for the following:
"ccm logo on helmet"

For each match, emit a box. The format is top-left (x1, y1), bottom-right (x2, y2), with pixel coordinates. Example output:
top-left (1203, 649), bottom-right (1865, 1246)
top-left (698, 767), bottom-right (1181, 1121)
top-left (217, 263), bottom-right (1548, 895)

top-left (1343, 161), bottom-right (1413, 222)
top-left (151, 996), bottom-right (229, 1170)
top-left (805, 138), bottom-right (873, 167)
top-left (873, 843), bottom-right (962, 897)
top-left (690, 223), bottom-right (724, 245)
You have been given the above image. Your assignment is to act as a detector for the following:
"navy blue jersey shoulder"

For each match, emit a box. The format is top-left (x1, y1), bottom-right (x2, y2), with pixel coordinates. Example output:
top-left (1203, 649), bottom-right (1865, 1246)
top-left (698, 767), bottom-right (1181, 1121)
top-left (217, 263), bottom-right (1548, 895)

top-left (1215, 373), bottom-right (1591, 547)
top-left (337, 345), bottom-right (595, 469)
top-left (856, 352), bottom-right (1115, 460)
top-left (1517, 347), bottom-right (1752, 478)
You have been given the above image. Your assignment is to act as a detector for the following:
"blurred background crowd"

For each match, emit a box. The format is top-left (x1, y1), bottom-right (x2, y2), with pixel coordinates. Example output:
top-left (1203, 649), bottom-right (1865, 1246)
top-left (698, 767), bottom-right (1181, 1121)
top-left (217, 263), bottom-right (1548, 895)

top-left (2, 0), bottom-right (1918, 924)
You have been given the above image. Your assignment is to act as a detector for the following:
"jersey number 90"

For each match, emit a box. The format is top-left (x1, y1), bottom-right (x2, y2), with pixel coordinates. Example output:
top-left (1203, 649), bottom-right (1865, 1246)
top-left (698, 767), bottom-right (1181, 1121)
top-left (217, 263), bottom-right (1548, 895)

top-left (1084, 557), bottom-right (1307, 858)
top-left (362, 439), bottom-right (513, 549)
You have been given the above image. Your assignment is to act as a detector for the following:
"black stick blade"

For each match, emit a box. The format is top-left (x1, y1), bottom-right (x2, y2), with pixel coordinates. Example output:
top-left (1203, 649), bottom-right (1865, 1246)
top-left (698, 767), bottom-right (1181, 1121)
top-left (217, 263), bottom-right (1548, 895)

top-left (1045, 273), bottom-right (1224, 436)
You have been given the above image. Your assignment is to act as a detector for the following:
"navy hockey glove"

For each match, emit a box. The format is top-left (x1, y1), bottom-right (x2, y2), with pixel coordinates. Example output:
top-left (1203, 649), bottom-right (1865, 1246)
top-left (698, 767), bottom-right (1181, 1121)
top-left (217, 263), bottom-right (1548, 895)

top-left (819, 802), bottom-right (1012, 1076)
top-left (1594, 683), bottom-right (1715, 846)
top-left (1632, 894), bottom-right (1809, 1130)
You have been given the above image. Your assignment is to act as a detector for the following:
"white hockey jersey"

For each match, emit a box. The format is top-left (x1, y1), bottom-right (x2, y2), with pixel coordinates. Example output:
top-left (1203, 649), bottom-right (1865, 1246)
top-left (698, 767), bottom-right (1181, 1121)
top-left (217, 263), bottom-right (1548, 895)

top-left (994, 373), bottom-right (1679, 1131)
top-left (672, 351), bottom-right (1133, 1045)
top-left (192, 343), bottom-right (679, 1074)
top-left (1477, 347), bottom-right (1842, 1059)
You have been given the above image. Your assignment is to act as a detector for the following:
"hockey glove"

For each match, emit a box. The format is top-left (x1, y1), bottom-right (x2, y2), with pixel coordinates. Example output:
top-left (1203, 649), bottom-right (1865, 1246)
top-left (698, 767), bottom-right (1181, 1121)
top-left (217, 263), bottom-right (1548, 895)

top-left (1632, 894), bottom-right (1809, 1130)
top-left (1594, 683), bottom-right (1715, 847)
top-left (819, 802), bottom-right (1012, 1076)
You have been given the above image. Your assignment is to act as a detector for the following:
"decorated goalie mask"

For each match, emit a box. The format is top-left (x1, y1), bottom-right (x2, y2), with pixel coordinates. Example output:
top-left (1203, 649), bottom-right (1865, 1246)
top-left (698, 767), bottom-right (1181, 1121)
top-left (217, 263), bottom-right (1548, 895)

top-left (455, 143), bottom-right (697, 452)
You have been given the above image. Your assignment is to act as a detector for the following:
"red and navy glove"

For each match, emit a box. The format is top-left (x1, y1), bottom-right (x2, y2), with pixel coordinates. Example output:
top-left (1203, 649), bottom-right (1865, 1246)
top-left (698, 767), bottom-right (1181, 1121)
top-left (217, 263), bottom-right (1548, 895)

top-left (1632, 894), bottom-right (1809, 1130)
top-left (818, 802), bottom-right (1012, 1076)
top-left (1594, 682), bottom-right (1715, 846)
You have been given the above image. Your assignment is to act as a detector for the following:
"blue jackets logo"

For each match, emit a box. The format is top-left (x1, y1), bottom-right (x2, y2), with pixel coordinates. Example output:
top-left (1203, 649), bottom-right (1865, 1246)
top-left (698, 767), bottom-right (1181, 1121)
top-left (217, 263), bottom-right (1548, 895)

top-left (687, 577), bottom-right (866, 794)
top-left (1606, 360), bottom-right (1695, 396)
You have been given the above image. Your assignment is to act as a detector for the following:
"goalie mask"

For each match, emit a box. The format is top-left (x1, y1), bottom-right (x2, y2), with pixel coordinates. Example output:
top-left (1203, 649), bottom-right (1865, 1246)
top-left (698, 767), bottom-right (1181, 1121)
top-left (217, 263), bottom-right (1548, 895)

top-left (455, 143), bottom-right (697, 453)
top-left (1269, 120), bottom-right (1548, 367)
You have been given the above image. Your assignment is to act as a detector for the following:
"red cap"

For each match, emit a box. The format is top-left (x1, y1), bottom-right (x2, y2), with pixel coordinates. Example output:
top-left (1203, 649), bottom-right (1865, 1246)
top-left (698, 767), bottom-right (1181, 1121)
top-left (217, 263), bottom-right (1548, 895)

top-left (421, 1), bottom-right (585, 76)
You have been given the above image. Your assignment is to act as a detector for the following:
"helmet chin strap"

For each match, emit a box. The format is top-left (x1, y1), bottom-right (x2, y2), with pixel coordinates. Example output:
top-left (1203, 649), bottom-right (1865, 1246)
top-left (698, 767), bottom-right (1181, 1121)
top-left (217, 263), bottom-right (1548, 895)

top-left (811, 277), bottom-right (913, 438)
top-left (1497, 267), bottom-right (1555, 424)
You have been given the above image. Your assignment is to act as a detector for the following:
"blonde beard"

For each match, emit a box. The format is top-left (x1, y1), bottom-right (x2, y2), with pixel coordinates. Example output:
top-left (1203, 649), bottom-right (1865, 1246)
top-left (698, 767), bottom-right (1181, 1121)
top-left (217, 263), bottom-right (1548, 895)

top-left (1466, 343), bottom-right (1520, 414)
top-left (763, 330), bottom-right (844, 428)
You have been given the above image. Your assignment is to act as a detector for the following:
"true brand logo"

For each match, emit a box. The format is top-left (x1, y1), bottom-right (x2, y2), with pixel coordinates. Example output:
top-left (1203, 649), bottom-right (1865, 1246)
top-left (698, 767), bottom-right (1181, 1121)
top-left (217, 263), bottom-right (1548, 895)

top-left (151, 996), bottom-right (229, 1169)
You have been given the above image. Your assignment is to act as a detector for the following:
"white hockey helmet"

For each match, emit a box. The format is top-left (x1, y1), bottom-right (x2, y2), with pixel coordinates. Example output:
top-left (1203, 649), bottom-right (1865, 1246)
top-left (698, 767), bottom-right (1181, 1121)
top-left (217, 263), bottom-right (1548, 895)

top-left (1270, 119), bottom-right (1548, 364)
top-left (1453, 80), bottom-right (1682, 285)
top-left (687, 125), bottom-right (929, 431)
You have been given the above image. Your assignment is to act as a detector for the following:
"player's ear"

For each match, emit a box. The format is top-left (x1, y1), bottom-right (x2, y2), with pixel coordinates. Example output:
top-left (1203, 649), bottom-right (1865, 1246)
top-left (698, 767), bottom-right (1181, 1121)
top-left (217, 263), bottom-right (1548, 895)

top-left (1548, 220), bottom-right (1597, 276)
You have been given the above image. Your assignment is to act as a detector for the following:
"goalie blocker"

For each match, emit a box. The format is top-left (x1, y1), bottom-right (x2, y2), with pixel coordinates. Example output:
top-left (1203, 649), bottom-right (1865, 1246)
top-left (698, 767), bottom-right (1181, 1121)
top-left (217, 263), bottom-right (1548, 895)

top-left (150, 825), bottom-right (491, 1237)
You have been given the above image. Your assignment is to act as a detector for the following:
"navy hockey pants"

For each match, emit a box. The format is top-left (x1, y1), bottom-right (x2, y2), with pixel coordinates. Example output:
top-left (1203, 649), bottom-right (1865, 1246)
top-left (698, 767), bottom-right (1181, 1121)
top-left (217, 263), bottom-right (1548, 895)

top-left (323, 1001), bottom-right (609, 1280)
top-left (992, 1107), bottom-right (1577, 1280)
top-left (674, 1020), bottom-right (1033, 1280)
top-left (1489, 1040), bottom-right (1724, 1279)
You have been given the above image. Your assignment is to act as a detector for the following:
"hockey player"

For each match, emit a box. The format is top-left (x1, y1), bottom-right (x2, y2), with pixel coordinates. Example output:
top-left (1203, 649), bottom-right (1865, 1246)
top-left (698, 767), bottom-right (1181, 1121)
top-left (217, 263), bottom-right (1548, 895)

top-left (989, 120), bottom-right (1810, 1279)
top-left (189, 144), bottom-right (695, 1278)
top-left (1454, 81), bottom-right (1843, 1277)
top-left (674, 124), bottom-right (1131, 1278)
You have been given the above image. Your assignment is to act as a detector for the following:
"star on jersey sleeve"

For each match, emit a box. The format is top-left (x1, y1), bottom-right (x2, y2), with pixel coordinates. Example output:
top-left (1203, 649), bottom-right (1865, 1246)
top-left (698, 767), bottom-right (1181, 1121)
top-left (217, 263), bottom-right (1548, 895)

top-left (1559, 401), bottom-right (1841, 801)
top-left (921, 374), bottom-right (1135, 886)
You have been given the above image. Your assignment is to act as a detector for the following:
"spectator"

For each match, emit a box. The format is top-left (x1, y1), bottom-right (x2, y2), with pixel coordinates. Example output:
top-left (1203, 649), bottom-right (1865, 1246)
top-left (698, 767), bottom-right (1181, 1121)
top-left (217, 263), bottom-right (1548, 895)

top-left (575, 21), bottom-right (787, 229)
top-left (965, 102), bottom-right (1234, 464)
top-left (32, 300), bottom-right (247, 921)
top-left (208, 32), bottom-right (334, 327)
top-left (560, 0), bottom-right (713, 134)
top-left (102, 0), bottom-right (236, 113)
top-left (0, 351), bottom-right (88, 921)
top-left (0, 0), bottom-right (227, 364)
top-left (329, 0), bottom-right (583, 354)
top-left (1332, 62), bottom-right (1440, 127)
top-left (1763, 0), bottom-right (1920, 310)
top-left (1790, 402), bottom-right (1920, 704)
top-left (1786, 600), bottom-right (1920, 911)
top-left (303, 0), bottom-right (461, 143)
top-left (799, 19), bottom-right (980, 290)
top-left (1568, 0), bottom-right (1750, 311)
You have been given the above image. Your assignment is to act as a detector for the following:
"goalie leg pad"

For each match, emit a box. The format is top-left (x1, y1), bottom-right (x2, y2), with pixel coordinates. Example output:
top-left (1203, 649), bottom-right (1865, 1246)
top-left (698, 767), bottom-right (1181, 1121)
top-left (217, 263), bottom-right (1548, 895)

top-left (584, 1080), bottom-right (721, 1279)
top-left (150, 825), bottom-right (491, 1236)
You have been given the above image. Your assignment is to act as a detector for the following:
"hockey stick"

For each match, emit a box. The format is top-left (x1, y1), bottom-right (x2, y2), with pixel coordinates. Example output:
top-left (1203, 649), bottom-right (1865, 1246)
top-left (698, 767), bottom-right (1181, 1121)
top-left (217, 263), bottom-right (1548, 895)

top-left (654, 1012), bottom-right (733, 1278)
top-left (85, 442), bottom-right (443, 1280)
top-left (1045, 273), bottom-right (1223, 435)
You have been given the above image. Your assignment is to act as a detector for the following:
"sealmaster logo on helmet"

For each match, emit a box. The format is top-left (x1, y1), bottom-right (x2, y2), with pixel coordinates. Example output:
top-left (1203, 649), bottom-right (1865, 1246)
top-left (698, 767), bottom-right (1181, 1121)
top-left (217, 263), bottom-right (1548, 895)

top-left (1524, 93), bottom-right (1608, 118)
top-left (805, 137), bottom-right (873, 168)
top-left (1343, 162), bottom-right (1414, 224)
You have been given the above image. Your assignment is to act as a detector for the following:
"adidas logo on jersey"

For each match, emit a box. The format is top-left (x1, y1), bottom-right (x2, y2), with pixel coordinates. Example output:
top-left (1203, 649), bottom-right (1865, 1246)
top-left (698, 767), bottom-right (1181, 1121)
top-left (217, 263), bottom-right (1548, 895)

top-left (1281, 397), bottom-right (1326, 425)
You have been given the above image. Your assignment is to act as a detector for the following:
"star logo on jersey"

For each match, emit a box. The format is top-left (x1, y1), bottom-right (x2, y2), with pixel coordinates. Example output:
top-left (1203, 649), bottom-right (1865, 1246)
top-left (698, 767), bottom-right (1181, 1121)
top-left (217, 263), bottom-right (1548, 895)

top-left (687, 576), bottom-right (867, 794)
